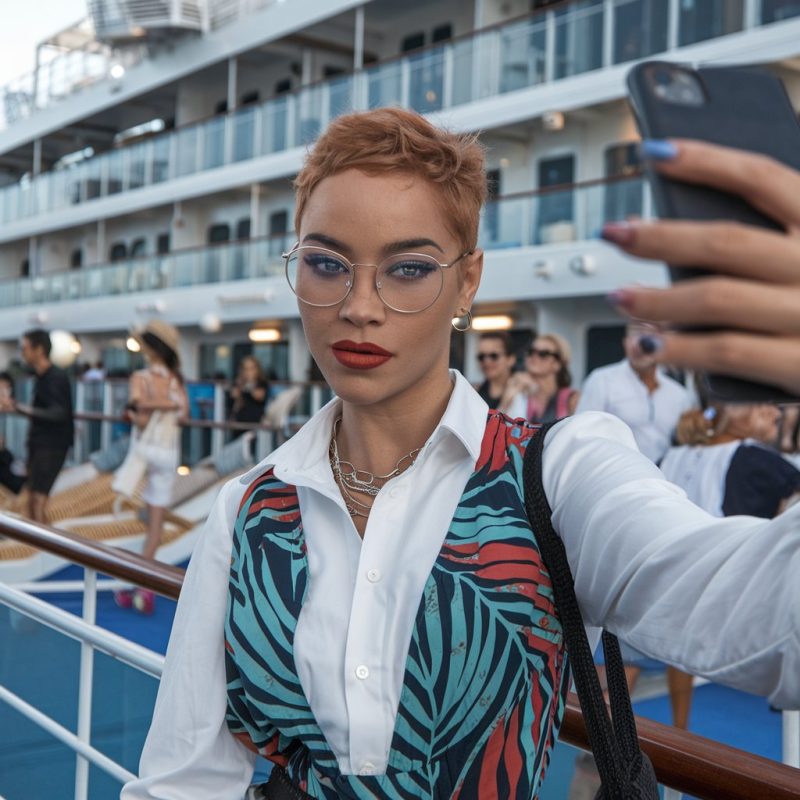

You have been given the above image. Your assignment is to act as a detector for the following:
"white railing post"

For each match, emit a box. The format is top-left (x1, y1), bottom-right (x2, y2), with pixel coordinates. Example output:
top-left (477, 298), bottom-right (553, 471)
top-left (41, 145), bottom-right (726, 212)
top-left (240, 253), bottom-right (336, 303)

top-left (101, 381), bottom-right (113, 452)
top-left (400, 58), bottom-right (411, 109)
top-left (784, 710), bottom-right (800, 768)
top-left (602, 0), bottom-right (615, 66)
top-left (212, 383), bottom-right (226, 457)
top-left (545, 11), bottom-right (557, 83)
top-left (442, 43), bottom-right (454, 108)
top-left (744, 0), bottom-right (762, 29)
top-left (310, 384), bottom-right (323, 416)
top-left (74, 568), bottom-right (98, 800)
top-left (667, 0), bottom-right (680, 50)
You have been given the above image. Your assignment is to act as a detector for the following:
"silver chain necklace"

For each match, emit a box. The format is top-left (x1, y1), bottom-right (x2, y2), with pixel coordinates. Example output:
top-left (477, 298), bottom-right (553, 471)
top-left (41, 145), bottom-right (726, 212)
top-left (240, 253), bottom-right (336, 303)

top-left (329, 417), bottom-right (422, 518)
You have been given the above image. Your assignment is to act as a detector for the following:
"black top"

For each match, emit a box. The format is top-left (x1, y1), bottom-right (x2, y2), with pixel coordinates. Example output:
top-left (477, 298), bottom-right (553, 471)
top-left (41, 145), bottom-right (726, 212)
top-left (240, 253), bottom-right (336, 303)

top-left (229, 381), bottom-right (269, 424)
top-left (722, 444), bottom-right (800, 518)
top-left (477, 381), bottom-right (502, 410)
top-left (29, 366), bottom-right (74, 451)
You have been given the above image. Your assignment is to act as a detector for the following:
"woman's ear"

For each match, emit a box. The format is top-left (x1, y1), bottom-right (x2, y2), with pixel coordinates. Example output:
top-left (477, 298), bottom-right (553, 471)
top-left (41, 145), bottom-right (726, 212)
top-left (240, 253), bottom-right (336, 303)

top-left (457, 249), bottom-right (483, 311)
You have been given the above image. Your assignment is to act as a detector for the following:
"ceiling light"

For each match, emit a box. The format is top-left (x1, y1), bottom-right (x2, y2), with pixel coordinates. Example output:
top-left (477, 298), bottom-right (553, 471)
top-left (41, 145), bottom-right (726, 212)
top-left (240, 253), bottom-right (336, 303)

top-left (126, 336), bottom-right (141, 352)
top-left (248, 327), bottom-right (281, 343)
top-left (472, 315), bottom-right (514, 331)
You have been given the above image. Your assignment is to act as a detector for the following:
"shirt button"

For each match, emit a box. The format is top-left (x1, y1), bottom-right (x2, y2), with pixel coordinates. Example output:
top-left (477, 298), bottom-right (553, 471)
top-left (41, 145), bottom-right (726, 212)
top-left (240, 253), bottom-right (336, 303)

top-left (355, 664), bottom-right (370, 680)
top-left (366, 568), bottom-right (382, 583)
top-left (359, 762), bottom-right (376, 776)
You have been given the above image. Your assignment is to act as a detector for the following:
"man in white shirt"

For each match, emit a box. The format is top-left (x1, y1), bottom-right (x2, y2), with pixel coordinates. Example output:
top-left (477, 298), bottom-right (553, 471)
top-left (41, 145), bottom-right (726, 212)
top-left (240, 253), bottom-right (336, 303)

top-left (576, 323), bottom-right (693, 464)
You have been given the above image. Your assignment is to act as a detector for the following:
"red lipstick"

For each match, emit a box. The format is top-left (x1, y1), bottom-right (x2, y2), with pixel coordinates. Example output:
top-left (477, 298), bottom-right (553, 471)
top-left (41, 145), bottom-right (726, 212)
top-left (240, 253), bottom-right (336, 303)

top-left (331, 340), bottom-right (392, 370)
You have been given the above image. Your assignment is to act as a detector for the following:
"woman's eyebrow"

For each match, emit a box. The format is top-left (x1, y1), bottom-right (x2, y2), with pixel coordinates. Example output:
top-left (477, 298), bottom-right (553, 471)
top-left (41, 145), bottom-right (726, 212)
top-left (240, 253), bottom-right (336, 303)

top-left (384, 238), bottom-right (444, 254)
top-left (302, 232), bottom-right (352, 253)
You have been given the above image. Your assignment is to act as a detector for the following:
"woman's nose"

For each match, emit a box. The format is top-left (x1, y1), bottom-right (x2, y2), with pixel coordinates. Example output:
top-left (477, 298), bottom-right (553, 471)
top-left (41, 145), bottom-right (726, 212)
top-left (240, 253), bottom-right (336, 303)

top-left (338, 266), bottom-right (386, 326)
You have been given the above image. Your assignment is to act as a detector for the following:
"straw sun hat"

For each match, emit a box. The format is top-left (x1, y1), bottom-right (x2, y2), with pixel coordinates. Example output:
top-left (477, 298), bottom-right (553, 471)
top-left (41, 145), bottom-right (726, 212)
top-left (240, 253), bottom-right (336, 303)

top-left (133, 319), bottom-right (180, 357)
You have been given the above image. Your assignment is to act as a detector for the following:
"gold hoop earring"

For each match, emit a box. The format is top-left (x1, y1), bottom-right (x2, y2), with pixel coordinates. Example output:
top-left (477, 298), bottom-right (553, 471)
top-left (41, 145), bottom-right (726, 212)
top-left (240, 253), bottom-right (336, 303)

top-left (452, 310), bottom-right (472, 332)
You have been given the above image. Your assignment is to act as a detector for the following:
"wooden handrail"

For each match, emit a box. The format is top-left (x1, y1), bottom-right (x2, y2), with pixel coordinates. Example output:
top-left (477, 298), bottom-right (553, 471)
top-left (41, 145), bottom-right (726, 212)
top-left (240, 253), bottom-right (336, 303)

top-left (0, 515), bottom-right (183, 598)
top-left (561, 697), bottom-right (800, 799)
top-left (1, 515), bottom-right (798, 798)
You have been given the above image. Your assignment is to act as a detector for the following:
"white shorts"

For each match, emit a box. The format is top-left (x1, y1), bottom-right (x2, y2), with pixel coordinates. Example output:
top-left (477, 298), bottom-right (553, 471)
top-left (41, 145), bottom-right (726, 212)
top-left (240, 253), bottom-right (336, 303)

top-left (140, 445), bottom-right (178, 508)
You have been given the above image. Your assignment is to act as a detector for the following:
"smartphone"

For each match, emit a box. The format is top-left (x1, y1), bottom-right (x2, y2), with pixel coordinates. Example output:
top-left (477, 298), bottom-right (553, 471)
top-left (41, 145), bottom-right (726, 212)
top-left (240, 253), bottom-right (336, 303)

top-left (626, 61), bottom-right (800, 404)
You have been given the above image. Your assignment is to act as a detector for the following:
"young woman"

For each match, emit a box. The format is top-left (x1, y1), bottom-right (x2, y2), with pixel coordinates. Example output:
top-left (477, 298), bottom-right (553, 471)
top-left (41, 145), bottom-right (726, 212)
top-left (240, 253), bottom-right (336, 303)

top-left (116, 320), bottom-right (188, 614)
top-left (474, 331), bottom-right (517, 410)
top-left (228, 355), bottom-right (269, 432)
top-left (123, 110), bottom-right (799, 799)
top-left (503, 333), bottom-right (579, 422)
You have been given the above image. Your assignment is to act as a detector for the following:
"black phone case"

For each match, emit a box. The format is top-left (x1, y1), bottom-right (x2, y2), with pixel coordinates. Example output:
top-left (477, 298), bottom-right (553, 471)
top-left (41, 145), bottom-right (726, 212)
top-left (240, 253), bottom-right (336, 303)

top-left (626, 62), bottom-right (800, 404)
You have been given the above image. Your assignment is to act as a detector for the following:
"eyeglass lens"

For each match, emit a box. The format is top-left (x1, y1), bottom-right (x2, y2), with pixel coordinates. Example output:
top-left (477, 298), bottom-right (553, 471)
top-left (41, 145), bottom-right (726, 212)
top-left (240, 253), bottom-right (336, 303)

top-left (285, 246), bottom-right (445, 313)
top-left (477, 353), bottom-right (501, 362)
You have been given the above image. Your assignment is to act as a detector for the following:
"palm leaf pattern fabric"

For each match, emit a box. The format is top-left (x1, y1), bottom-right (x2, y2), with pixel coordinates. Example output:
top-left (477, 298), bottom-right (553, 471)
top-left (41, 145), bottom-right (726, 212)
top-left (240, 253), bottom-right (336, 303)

top-left (225, 413), bottom-right (570, 798)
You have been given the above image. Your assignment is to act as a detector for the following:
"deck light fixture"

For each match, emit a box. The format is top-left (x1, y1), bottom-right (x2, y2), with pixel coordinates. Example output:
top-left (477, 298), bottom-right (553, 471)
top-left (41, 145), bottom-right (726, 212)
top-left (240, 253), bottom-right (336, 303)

top-left (471, 315), bottom-right (514, 331)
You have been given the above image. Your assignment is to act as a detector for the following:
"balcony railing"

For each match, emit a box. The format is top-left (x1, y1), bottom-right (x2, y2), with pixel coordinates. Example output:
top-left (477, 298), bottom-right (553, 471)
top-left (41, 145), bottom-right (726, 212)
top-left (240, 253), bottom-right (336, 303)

top-left (2, 0), bottom-right (800, 225)
top-left (0, 175), bottom-right (647, 308)
top-left (0, 514), bottom-right (799, 799)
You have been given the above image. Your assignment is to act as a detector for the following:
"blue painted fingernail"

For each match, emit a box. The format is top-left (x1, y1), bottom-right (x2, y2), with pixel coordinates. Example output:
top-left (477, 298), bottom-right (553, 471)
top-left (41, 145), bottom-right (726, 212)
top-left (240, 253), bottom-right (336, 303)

top-left (640, 139), bottom-right (678, 161)
top-left (638, 334), bottom-right (664, 355)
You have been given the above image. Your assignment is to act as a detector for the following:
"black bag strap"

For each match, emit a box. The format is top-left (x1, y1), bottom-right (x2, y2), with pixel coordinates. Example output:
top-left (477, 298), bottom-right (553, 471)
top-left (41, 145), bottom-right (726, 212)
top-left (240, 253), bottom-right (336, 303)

top-left (522, 421), bottom-right (658, 799)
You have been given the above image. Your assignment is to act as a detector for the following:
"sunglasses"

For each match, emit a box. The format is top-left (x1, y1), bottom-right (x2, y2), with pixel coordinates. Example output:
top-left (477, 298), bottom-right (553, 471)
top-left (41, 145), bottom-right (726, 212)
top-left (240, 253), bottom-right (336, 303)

top-left (477, 353), bottom-right (503, 363)
top-left (527, 347), bottom-right (561, 360)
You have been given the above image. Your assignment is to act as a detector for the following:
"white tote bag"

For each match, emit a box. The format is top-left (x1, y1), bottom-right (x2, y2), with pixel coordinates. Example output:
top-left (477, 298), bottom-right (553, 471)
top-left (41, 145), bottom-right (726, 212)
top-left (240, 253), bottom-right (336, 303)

top-left (111, 410), bottom-right (176, 499)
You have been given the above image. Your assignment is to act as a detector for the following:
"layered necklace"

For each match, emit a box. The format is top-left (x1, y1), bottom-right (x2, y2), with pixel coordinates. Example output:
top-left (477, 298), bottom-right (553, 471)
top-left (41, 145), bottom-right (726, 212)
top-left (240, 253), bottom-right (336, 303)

top-left (329, 417), bottom-right (422, 518)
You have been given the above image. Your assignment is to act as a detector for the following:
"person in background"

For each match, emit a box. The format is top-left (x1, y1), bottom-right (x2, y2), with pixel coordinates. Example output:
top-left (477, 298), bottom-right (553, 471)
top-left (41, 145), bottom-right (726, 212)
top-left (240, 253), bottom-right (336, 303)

top-left (662, 403), bottom-right (800, 520)
top-left (116, 320), bottom-right (188, 615)
top-left (576, 322), bottom-right (693, 464)
top-left (227, 356), bottom-right (269, 437)
top-left (657, 402), bottom-right (800, 731)
top-left (475, 331), bottom-right (517, 410)
top-left (83, 360), bottom-right (106, 381)
top-left (0, 372), bottom-right (25, 494)
top-left (0, 330), bottom-right (74, 523)
top-left (503, 333), bottom-right (579, 422)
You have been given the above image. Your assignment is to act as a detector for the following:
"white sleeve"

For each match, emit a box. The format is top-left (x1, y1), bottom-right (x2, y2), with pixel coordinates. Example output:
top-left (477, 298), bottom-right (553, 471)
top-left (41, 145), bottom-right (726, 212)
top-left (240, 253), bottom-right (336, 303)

top-left (574, 371), bottom-right (606, 414)
top-left (542, 411), bottom-right (800, 709)
top-left (121, 478), bottom-right (257, 799)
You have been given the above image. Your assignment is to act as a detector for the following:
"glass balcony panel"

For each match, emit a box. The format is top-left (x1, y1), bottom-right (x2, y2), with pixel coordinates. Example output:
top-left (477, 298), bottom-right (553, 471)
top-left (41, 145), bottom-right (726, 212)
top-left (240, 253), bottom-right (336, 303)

top-left (233, 106), bottom-right (256, 162)
top-left (500, 17), bottom-right (548, 93)
top-left (535, 186), bottom-right (578, 244)
top-left (262, 96), bottom-right (289, 154)
top-left (175, 126), bottom-right (199, 177)
top-left (203, 116), bottom-right (226, 169)
top-left (480, 196), bottom-right (530, 249)
top-left (295, 85), bottom-right (325, 147)
top-left (554, 0), bottom-right (605, 80)
top-left (328, 75), bottom-right (355, 120)
top-left (85, 157), bottom-right (103, 200)
top-left (408, 47), bottom-right (446, 113)
top-left (449, 37), bottom-right (476, 106)
top-left (152, 135), bottom-right (171, 183)
top-left (107, 149), bottom-right (124, 195)
top-left (613, 0), bottom-right (669, 63)
top-left (762, 0), bottom-right (800, 21)
top-left (367, 61), bottom-right (403, 108)
top-left (67, 163), bottom-right (84, 205)
top-left (128, 142), bottom-right (147, 189)
top-left (0, 279), bottom-right (18, 308)
top-left (679, 0), bottom-right (744, 45)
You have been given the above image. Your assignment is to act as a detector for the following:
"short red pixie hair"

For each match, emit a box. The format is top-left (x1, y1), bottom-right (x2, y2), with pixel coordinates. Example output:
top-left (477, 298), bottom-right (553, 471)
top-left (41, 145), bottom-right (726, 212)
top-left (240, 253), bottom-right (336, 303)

top-left (293, 108), bottom-right (487, 252)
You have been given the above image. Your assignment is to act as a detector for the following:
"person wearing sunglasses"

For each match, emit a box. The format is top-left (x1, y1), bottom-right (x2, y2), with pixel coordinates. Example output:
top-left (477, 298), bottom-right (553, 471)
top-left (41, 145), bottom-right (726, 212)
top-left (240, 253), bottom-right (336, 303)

top-left (123, 109), bottom-right (800, 800)
top-left (475, 331), bottom-right (517, 410)
top-left (503, 334), bottom-right (579, 423)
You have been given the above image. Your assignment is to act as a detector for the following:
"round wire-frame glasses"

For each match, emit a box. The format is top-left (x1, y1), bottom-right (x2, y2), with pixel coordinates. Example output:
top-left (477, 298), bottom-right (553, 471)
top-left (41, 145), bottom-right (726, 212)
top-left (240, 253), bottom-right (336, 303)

top-left (282, 244), bottom-right (472, 314)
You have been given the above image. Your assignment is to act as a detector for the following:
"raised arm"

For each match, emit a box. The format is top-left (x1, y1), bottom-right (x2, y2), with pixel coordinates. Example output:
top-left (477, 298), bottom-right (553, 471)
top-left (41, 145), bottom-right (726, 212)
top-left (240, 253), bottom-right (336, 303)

top-left (121, 478), bottom-right (257, 799)
top-left (542, 411), bottom-right (800, 709)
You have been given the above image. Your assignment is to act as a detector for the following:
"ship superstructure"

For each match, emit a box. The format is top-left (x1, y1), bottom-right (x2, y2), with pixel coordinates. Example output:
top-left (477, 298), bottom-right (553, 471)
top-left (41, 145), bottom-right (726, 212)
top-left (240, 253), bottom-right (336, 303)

top-left (1, 0), bottom-right (800, 384)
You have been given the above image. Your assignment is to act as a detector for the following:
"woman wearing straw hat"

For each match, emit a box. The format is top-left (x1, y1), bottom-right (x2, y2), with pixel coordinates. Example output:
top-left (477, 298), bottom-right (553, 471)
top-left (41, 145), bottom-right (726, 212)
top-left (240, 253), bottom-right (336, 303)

top-left (116, 319), bottom-right (188, 614)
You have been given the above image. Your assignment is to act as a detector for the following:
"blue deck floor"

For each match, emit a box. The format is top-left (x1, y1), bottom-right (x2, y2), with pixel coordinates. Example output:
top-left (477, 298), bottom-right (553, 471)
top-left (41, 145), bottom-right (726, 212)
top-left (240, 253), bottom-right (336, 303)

top-left (0, 564), bottom-right (785, 799)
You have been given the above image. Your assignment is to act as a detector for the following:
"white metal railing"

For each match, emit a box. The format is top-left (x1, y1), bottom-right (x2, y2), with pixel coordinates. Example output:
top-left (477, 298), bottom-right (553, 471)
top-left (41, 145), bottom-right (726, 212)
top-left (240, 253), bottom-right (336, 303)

top-left (3, 0), bottom-right (800, 223)
top-left (0, 576), bottom-right (165, 799)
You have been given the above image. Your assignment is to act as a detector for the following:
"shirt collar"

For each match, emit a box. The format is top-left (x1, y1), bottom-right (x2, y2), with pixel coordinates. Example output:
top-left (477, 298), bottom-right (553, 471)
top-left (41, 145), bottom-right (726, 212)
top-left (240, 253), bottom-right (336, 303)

top-left (239, 370), bottom-right (489, 487)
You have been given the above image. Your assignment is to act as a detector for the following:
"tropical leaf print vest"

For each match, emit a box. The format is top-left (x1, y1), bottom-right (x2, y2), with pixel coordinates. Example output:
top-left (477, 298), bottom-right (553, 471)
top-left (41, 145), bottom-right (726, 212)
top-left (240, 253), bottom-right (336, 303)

top-left (225, 413), bottom-right (569, 799)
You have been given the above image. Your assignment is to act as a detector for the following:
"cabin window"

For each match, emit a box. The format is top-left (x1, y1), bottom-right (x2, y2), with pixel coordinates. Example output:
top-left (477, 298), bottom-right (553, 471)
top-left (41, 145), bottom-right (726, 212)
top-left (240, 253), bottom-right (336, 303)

top-left (130, 238), bottom-right (147, 257)
top-left (109, 242), bottom-right (127, 262)
top-left (156, 233), bottom-right (171, 254)
top-left (207, 223), bottom-right (231, 244)
top-left (70, 249), bottom-right (83, 269)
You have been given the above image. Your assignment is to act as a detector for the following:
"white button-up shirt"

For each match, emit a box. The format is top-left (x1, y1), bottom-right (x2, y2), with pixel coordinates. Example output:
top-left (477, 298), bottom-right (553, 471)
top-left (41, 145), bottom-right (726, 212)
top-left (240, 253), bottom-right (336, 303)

top-left (122, 371), bottom-right (800, 800)
top-left (576, 359), bottom-right (693, 463)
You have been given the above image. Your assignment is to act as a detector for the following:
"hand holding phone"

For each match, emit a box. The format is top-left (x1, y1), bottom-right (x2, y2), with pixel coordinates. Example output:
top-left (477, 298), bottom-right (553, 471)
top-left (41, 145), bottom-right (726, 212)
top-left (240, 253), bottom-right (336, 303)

top-left (608, 62), bottom-right (800, 403)
top-left (602, 137), bottom-right (800, 400)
